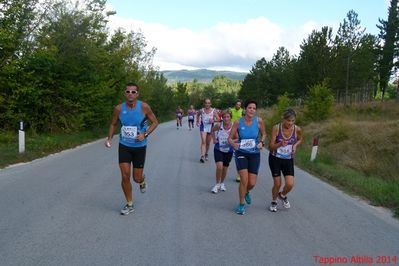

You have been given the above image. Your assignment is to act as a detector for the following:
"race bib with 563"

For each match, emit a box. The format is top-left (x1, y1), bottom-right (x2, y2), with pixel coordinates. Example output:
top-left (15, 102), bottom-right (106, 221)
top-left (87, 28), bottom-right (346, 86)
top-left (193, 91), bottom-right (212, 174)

top-left (121, 126), bottom-right (138, 141)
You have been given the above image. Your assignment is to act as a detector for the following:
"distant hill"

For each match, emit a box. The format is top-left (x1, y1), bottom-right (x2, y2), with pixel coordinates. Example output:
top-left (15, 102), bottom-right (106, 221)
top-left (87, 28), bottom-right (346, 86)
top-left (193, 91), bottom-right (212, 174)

top-left (161, 69), bottom-right (247, 83)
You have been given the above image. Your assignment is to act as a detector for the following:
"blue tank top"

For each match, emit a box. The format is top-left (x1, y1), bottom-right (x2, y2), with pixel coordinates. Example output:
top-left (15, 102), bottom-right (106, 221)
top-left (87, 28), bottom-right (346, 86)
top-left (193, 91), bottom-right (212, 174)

top-left (119, 101), bottom-right (148, 147)
top-left (238, 117), bottom-right (260, 154)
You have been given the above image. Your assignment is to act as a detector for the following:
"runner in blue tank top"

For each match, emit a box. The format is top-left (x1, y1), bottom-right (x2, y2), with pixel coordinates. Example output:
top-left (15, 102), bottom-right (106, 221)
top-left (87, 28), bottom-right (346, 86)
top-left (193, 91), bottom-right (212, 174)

top-left (105, 82), bottom-right (158, 215)
top-left (228, 100), bottom-right (266, 215)
top-left (268, 108), bottom-right (302, 212)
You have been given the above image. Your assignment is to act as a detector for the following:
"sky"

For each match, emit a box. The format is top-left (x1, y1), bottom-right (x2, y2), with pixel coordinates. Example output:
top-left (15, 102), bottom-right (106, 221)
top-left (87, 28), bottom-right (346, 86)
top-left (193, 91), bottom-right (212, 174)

top-left (105, 0), bottom-right (390, 72)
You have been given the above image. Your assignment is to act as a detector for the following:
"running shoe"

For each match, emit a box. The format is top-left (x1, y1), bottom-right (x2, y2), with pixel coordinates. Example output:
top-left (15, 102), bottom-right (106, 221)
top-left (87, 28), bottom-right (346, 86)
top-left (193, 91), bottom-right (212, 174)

top-left (200, 156), bottom-right (205, 163)
top-left (219, 183), bottom-right (226, 192)
top-left (120, 204), bottom-right (134, 215)
top-left (235, 204), bottom-right (246, 215)
top-left (139, 181), bottom-right (146, 193)
top-left (211, 184), bottom-right (220, 194)
top-left (278, 192), bottom-right (290, 208)
top-left (235, 175), bottom-right (240, 182)
top-left (205, 154), bottom-right (209, 161)
top-left (245, 192), bottom-right (252, 205)
top-left (269, 201), bottom-right (278, 212)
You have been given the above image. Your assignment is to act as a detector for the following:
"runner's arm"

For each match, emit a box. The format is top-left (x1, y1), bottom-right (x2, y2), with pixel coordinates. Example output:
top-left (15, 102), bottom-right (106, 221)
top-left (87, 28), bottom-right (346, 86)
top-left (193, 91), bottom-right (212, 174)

top-left (292, 126), bottom-right (302, 154)
top-left (105, 105), bottom-right (121, 147)
top-left (257, 117), bottom-right (267, 149)
top-left (228, 120), bottom-right (240, 150)
top-left (140, 102), bottom-right (158, 140)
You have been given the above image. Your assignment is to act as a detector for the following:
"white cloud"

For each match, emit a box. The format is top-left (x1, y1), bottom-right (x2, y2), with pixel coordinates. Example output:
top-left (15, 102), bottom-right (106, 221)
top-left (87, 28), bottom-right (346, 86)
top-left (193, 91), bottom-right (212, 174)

top-left (106, 7), bottom-right (330, 72)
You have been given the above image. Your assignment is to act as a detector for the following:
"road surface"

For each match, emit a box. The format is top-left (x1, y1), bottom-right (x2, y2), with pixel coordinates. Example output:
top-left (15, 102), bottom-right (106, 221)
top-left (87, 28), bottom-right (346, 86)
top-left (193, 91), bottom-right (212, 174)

top-left (1, 120), bottom-right (398, 265)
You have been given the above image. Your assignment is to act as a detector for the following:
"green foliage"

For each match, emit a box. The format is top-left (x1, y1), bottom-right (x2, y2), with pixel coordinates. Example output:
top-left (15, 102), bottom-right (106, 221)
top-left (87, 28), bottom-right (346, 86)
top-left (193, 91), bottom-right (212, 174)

top-left (304, 82), bottom-right (334, 121)
top-left (270, 93), bottom-right (290, 126)
top-left (377, 0), bottom-right (399, 100)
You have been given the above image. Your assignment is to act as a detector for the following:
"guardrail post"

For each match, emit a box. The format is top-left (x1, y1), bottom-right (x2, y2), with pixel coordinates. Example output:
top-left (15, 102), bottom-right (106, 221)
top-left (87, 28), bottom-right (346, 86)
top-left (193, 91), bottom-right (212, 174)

top-left (310, 135), bottom-right (319, 161)
top-left (19, 121), bottom-right (25, 154)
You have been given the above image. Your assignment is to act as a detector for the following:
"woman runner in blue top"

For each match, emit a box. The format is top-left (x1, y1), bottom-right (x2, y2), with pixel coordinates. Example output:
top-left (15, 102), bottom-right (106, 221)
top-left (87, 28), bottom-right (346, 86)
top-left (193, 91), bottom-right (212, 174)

top-left (228, 100), bottom-right (266, 215)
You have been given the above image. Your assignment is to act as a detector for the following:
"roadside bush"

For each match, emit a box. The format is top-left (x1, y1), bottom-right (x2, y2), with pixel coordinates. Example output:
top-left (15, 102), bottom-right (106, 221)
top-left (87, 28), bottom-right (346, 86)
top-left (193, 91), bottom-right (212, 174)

top-left (304, 82), bottom-right (334, 121)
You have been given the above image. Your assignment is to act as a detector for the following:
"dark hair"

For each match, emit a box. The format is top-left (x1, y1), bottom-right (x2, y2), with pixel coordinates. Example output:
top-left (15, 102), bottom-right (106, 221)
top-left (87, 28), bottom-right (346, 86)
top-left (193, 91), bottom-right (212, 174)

top-left (244, 100), bottom-right (257, 109)
top-left (235, 99), bottom-right (242, 104)
top-left (126, 82), bottom-right (139, 90)
top-left (283, 108), bottom-right (296, 119)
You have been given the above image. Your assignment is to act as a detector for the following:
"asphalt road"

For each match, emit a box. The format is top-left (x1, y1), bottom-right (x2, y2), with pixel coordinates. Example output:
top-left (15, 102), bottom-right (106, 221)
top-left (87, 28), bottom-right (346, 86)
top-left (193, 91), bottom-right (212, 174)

top-left (1, 119), bottom-right (398, 266)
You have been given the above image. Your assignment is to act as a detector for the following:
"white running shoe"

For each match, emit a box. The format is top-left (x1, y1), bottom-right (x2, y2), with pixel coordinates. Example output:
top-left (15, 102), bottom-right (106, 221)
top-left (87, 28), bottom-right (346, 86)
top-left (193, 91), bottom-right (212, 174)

top-left (211, 184), bottom-right (220, 194)
top-left (219, 183), bottom-right (226, 191)
top-left (120, 204), bottom-right (134, 215)
top-left (279, 192), bottom-right (291, 208)
top-left (269, 201), bottom-right (278, 212)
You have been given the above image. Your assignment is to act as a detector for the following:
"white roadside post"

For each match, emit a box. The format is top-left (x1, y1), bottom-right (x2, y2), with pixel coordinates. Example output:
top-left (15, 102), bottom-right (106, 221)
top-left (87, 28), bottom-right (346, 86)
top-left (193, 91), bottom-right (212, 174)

top-left (19, 121), bottom-right (25, 154)
top-left (310, 135), bottom-right (319, 161)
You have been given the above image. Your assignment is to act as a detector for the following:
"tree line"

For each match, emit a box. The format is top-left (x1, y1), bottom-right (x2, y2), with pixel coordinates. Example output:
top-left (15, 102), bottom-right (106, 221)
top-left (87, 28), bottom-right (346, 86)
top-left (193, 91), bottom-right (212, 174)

top-left (239, 4), bottom-right (399, 107)
top-left (1, 0), bottom-right (398, 135)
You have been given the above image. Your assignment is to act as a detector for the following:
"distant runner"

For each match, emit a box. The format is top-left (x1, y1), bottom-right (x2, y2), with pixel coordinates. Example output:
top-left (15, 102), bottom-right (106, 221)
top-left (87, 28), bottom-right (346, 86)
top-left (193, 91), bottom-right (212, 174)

top-left (176, 106), bottom-right (183, 129)
top-left (230, 99), bottom-right (244, 182)
top-left (196, 98), bottom-right (219, 163)
top-left (187, 105), bottom-right (196, 130)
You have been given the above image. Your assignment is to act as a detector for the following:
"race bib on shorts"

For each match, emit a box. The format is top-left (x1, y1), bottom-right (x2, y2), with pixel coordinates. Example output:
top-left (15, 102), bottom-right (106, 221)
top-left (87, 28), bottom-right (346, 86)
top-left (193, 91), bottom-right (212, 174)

top-left (121, 126), bottom-right (138, 141)
top-left (240, 139), bottom-right (256, 151)
top-left (276, 144), bottom-right (293, 159)
top-left (188, 115), bottom-right (194, 120)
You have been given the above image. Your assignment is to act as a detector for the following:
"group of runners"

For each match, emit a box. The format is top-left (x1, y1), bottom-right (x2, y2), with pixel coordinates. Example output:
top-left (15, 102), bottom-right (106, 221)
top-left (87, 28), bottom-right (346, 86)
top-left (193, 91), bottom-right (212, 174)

top-left (105, 83), bottom-right (302, 216)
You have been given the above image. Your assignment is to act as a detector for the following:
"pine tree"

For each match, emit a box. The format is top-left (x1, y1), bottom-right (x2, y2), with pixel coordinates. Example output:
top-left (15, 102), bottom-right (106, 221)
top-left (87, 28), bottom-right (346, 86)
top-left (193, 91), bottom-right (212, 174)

top-left (377, 0), bottom-right (399, 101)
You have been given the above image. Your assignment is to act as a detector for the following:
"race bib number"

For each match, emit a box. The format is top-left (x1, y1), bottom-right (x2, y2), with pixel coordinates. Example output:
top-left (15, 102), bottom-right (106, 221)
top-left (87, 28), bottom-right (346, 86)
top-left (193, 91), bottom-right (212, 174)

top-left (240, 139), bottom-right (256, 151)
top-left (276, 144), bottom-right (293, 159)
top-left (177, 113), bottom-right (182, 118)
top-left (188, 115), bottom-right (194, 120)
top-left (121, 126), bottom-right (138, 140)
top-left (218, 136), bottom-right (230, 152)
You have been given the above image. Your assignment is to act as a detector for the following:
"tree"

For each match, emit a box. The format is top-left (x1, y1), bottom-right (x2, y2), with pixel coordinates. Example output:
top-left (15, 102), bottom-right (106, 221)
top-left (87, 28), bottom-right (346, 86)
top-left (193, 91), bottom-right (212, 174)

top-left (377, 0), bottom-right (399, 101)
top-left (296, 27), bottom-right (333, 97)
top-left (333, 10), bottom-right (366, 104)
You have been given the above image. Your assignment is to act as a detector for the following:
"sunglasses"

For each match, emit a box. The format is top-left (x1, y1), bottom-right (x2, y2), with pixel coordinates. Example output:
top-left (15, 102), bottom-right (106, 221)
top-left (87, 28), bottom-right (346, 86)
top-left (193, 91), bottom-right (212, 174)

top-left (125, 90), bottom-right (138, 94)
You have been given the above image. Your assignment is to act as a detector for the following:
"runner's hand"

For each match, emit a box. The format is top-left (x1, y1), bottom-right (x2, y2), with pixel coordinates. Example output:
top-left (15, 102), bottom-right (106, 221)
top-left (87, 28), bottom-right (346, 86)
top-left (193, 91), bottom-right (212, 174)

top-left (136, 133), bottom-right (145, 142)
top-left (105, 139), bottom-right (112, 148)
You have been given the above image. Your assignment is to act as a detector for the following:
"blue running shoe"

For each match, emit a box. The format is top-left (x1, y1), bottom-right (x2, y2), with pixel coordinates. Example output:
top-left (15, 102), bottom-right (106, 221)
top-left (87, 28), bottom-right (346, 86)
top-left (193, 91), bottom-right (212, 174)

top-left (235, 204), bottom-right (246, 215)
top-left (245, 192), bottom-right (252, 205)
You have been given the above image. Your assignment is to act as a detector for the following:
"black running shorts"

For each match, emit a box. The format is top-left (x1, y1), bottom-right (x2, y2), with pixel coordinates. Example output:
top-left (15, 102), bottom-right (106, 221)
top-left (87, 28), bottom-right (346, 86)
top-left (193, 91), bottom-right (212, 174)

top-left (268, 153), bottom-right (294, 177)
top-left (234, 150), bottom-right (260, 175)
top-left (118, 143), bottom-right (146, 168)
top-left (213, 148), bottom-right (233, 167)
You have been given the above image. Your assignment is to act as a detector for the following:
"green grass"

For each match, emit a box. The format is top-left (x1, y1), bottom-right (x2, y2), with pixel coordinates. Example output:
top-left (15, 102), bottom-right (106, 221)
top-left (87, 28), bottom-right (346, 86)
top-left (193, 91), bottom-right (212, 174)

top-left (295, 146), bottom-right (399, 217)
top-left (0, 128), bottom-right (108, 169)
top-left (0, 115), bottom-right (175, 169)
top-left (259, 101), bottom-right (399, 218)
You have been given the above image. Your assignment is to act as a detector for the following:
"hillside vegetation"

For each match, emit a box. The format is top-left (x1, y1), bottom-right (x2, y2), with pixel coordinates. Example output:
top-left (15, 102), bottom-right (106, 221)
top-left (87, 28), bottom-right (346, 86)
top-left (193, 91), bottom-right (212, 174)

top-left (162, 69), bottom-right (247, 83)
top-left (262, 101), bottom-right (399, 216)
